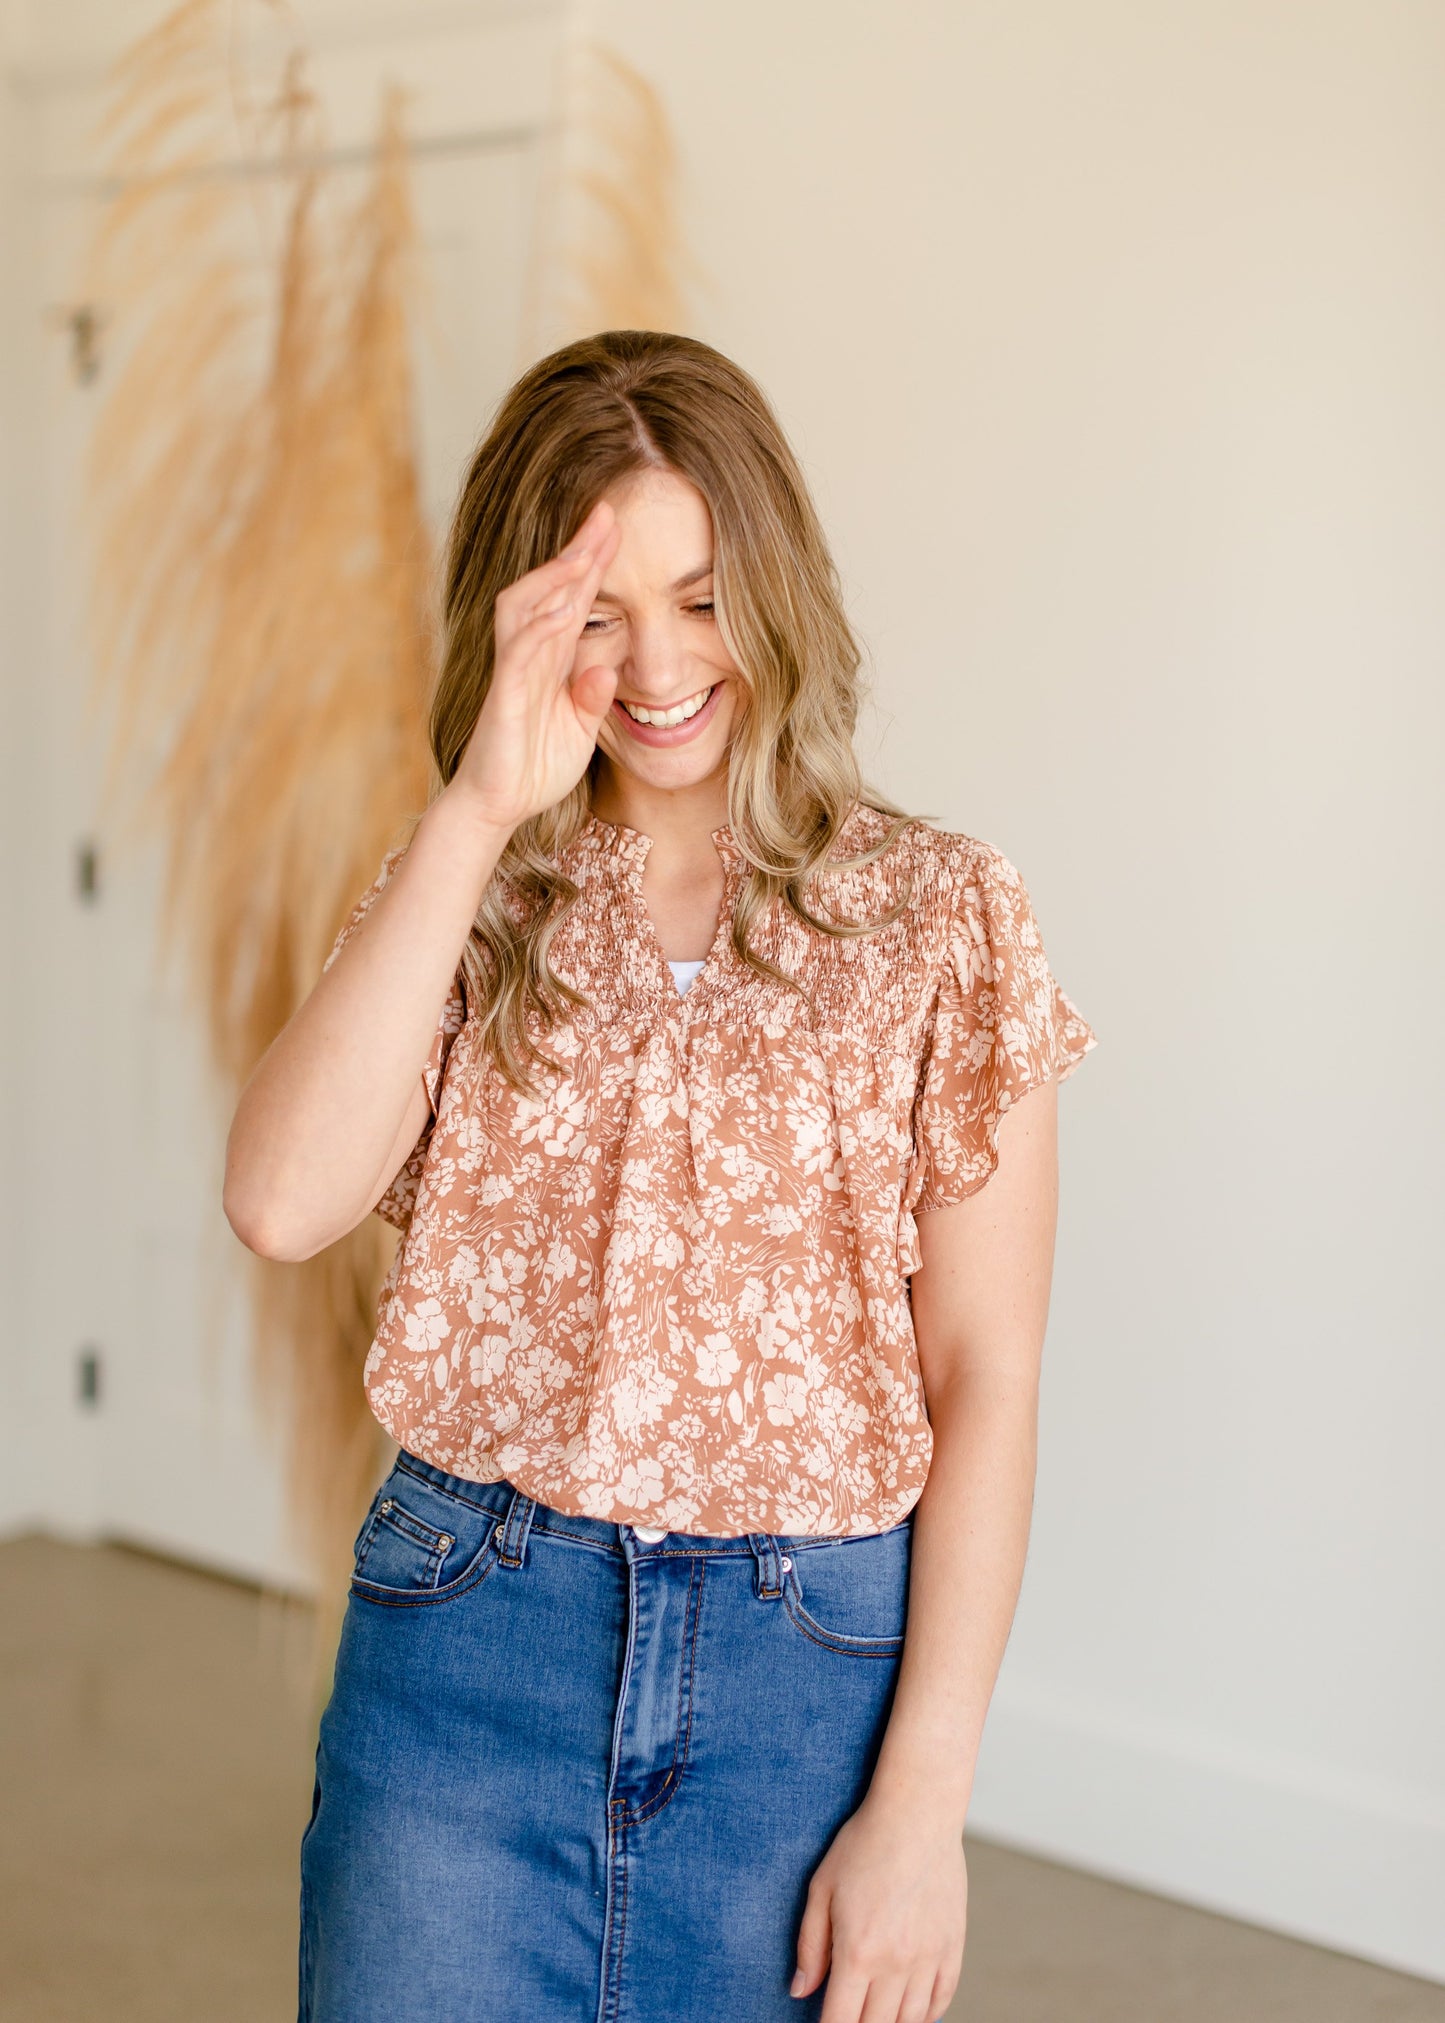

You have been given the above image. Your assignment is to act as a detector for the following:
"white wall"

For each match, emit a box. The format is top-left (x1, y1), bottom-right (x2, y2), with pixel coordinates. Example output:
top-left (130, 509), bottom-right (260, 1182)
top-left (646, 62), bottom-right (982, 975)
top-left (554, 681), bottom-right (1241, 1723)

top-left (0, 51), bottom-right (50, 1534)
top-left (0, 73), bottom-right (16, 1517)
top-left (594, 0), bottom-right (1445, 1984)
top-left (4, 0), bottom-right (1441, 1986)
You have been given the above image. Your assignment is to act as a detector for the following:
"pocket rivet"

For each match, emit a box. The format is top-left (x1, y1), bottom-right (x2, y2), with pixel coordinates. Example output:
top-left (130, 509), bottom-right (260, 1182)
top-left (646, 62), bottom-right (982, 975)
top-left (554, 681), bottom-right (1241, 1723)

top-left (780, 1555), bottom-right (793, 1572)
top-left (380, 1499), bottom-right (393, 1514)
top-left (437, 1535), bottom-right (453, 1551)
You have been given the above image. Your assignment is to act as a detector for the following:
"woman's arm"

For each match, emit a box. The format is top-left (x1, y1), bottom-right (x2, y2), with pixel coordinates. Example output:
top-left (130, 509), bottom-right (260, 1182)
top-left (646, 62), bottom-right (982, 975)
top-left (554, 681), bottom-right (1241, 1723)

top-left (792, 1078), bottom-right (1060, 2023)
top-left (222, 793), bottom-right (512, 1261)
top-left (222, 499), bottom-right (622, 1263)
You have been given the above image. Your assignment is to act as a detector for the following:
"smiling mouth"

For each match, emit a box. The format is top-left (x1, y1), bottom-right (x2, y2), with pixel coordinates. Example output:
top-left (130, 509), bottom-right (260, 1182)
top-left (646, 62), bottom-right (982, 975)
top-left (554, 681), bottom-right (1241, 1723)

top-left (617, 683), bottom-right (717, 728)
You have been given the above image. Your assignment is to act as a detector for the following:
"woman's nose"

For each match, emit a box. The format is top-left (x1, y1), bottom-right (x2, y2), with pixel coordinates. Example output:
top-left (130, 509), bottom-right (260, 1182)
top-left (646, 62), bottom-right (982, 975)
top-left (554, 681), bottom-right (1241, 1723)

top-left (618, 616), bottom-right (684, 696)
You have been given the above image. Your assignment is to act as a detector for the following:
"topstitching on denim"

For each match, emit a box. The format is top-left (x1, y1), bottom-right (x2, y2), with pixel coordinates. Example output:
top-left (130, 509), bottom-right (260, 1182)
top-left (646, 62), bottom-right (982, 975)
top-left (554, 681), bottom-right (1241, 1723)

top-left (393, 1448), bottom-right (916, 1563)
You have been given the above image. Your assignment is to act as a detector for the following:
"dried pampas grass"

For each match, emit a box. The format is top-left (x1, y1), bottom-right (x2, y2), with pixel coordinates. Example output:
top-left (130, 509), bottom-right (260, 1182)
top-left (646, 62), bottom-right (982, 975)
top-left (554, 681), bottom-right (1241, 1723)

top-left (531, 38), bottom-right (698, 351)
top-left (80, 0), bottom-right (434, 1651)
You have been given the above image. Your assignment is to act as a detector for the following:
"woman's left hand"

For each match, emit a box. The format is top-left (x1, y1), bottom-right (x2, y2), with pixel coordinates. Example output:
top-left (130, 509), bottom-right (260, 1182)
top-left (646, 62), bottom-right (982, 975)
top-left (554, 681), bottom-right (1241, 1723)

top-left (791, 1788), bottom-right (967, 2021)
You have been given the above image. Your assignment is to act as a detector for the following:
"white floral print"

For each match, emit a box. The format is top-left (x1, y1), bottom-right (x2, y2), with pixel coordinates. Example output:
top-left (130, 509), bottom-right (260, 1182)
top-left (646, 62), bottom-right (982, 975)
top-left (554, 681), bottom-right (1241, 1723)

top-left (322, 804), bottom-right (1096, 1536)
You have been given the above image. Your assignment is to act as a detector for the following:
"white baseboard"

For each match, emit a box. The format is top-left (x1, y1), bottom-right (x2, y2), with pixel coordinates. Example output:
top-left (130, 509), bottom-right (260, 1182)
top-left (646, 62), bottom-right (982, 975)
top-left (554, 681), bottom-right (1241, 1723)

top-left (968, 1681), bottom-right (1445, 1986)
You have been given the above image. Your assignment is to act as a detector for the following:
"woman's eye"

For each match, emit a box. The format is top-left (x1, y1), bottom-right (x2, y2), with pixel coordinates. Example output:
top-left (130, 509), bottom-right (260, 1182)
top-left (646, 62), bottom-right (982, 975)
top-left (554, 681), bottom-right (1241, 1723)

top-left (582, 603), bottom-right (711, 632)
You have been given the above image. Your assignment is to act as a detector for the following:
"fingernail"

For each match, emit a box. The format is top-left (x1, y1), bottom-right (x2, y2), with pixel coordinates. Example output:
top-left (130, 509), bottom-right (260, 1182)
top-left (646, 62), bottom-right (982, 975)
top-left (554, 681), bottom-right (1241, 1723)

top-left (790, 1970), bottom-right (805, 1997)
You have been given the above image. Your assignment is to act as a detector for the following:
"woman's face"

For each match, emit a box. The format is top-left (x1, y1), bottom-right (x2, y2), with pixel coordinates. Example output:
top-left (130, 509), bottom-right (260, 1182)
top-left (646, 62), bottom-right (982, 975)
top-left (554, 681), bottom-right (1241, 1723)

top-left (580, 465), bottom-right (746, 799)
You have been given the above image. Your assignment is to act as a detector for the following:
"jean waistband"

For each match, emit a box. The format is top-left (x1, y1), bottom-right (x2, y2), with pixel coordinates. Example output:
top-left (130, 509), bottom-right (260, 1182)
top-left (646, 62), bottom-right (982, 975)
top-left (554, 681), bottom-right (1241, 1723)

top-left (391, 1448), bottom-right (913, 1561)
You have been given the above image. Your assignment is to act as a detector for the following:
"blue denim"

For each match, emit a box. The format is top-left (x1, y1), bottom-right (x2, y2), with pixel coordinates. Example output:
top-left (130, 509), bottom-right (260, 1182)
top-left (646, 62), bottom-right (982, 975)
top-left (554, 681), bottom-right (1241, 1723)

top-left (299, 1448), bottom-right (912, 2022)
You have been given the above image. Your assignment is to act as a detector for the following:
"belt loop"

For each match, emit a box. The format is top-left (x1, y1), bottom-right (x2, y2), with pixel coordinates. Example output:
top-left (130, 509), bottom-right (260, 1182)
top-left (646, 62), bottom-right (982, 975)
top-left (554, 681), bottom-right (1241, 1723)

top-left (747, 1532), bottom-right (783, 1600)
top-left (497, 1486), bottom-right (537, 1569)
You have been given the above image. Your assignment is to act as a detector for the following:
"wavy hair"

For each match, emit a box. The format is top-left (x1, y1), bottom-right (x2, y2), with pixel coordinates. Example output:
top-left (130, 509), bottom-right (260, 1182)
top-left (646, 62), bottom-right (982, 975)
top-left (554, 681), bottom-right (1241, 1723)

top-left (427, 329), bottom-right (917, 1093)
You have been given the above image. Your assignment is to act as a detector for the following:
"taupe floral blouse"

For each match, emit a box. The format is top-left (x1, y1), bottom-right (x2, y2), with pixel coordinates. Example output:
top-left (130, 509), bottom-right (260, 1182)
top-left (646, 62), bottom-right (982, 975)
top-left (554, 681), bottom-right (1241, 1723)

top-left (323, 803), bottom-right (1096, 1536)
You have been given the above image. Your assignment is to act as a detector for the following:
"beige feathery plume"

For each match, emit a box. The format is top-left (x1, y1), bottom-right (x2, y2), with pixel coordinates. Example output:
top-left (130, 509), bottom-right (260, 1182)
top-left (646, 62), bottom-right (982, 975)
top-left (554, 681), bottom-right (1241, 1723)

top-left (526, 38), bottom-right (696, 354)
top-left (80, 0), bottom-right (435, 1652)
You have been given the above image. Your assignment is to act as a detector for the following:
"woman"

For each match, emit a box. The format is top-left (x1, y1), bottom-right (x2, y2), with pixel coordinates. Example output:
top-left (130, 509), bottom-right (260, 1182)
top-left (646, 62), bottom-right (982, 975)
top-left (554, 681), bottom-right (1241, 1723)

top-left (225, 329), bottom-right (1095, 2023)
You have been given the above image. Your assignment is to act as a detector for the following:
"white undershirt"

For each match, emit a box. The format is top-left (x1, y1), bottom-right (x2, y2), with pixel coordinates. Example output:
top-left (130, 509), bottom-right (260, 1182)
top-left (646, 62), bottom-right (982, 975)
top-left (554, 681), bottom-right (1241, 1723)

top-left (668, 957), bottom-right (705, 994)
top-left (632, 959), bottom-right (707, 1542)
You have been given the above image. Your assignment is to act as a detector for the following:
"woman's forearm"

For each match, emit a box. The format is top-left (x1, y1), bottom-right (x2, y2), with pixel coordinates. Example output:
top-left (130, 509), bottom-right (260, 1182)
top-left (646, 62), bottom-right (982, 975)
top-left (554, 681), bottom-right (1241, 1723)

top-left (867, 1370), bottom-right (1040, 1831)
top-left (223, 788), bottom-right (510, 1262)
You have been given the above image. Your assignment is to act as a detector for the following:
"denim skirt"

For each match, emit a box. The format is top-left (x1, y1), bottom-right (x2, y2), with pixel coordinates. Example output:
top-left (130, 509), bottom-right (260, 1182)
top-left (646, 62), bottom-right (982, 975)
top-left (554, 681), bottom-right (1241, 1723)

top-left (298, 1447), bottom-right (912, 2022)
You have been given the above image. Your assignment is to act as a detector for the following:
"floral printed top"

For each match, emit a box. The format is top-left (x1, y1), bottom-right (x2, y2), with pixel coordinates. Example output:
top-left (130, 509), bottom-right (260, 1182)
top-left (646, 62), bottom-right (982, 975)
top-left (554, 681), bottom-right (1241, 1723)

top-left (322, 803), bottom-right (1096, 1537)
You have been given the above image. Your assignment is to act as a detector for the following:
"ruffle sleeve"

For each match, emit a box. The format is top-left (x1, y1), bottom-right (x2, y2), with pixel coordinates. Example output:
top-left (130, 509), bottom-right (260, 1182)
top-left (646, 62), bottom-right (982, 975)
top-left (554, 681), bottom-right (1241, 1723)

top-left (322, 842), bottom-right (467, 1232)
top-left (902, 839), bottom-right (1096, 1221)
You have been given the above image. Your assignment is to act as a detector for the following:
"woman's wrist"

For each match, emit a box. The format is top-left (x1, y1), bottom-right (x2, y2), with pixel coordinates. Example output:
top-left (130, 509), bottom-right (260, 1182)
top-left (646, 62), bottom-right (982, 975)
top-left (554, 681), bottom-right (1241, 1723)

top-left (866, 1714), bottom-right (980, 1837)
top-left (864, 1754), bottom-right (973, 1838)
top-left (420, 782), bottom-right (518, 867)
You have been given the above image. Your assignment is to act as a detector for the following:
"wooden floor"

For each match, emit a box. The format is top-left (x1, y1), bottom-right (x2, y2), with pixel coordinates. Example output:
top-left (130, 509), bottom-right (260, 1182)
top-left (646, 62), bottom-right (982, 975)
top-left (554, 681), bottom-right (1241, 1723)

top-left (3, 1534), bottom-right (1441, 2023)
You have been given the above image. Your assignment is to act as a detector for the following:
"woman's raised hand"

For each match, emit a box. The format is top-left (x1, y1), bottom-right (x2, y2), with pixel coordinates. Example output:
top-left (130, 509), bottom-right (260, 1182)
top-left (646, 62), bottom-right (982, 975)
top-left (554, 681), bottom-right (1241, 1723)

top-left (447, 498), bottom-right (623, 837)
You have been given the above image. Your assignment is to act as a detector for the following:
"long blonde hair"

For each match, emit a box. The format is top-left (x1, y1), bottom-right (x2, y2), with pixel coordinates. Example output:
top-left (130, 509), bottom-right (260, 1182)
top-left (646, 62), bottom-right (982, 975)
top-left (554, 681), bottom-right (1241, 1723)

top-left (428, 329), bottom-right (916, 1092)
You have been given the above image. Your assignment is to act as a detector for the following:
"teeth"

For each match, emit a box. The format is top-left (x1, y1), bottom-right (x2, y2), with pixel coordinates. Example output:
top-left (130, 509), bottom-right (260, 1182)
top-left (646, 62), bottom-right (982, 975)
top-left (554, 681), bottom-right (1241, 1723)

top-left (621, 685), bottom-right (714, 727)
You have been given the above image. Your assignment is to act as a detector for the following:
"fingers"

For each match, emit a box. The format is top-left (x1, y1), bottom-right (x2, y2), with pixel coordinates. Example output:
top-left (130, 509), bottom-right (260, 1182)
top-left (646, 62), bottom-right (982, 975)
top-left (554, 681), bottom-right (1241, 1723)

top-left (818, 1965), bottom-right (869, 2023)
top-left (535, 517), bottom-right (620, 627)
top-left (857, 1977), bottom-right (911, 2023)
top-left (494, 549), bottom-right (588, 648)
top-left (494, 500), bottom-right (619, 643)
top-left (566, 661), bottom-right (619, 743)
top-left (793, 1881), bottom-right (832, 2001)
top-left (564, 495), bottom-right (615, 554)
top-left (496, 600), bottom-right (587, 668)
top-left (536, 496), bottom-right (616, 591)
top-left (898, 1969), bottom-right (943, 2023)
top-left (492, 514), bottom-right (617, 675)
top-left (926, 1964), bottom-right (960, 2021)
top-left (821, 1969), bottom-right (933, 2023)
top-left (821, 1962), bottom-right (956, 2023)
top-left (810, 1928), bottom-right (956, 2023)
top-left (558, 511), bottom-right (622, 625)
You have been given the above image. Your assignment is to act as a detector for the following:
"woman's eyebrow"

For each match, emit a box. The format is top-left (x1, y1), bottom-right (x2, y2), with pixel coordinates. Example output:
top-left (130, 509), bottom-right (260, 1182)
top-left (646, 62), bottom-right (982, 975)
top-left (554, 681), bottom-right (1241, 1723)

top-left (670, 560), bottom-right (714, 590)
top-left (593, 560), bottom-right (714, 604)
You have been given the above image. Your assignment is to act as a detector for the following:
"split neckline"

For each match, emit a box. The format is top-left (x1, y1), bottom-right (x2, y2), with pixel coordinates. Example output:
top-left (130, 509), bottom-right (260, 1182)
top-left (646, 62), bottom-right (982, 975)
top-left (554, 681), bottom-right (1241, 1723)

top-left (579, 811), bottom-right (740, 868)
top-left (577, 812), bottom-right (742, 1006)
